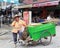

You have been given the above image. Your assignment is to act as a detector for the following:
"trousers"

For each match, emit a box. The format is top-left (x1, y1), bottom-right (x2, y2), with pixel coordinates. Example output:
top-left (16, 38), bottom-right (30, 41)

top-left (13, 31), bottom-right (22, 44)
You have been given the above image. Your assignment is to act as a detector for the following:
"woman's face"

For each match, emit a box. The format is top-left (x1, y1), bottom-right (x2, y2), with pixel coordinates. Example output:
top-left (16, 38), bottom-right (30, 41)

top-left (15, 17), bottom-right (19, 22)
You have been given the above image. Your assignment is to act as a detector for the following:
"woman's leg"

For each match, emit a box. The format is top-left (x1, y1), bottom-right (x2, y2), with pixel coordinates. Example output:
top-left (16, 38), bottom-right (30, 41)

top-left (13, 33), bottom-right (17, 44)
top-left (18, 31), bottom-right (22, 39)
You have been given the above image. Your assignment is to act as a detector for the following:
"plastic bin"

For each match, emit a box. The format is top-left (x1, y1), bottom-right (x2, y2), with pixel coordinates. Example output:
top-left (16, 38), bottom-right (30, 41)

top-left (27, 23), bottom-right (56, 41)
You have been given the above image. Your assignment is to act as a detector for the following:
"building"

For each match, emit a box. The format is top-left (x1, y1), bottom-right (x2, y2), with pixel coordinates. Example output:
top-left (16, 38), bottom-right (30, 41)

top-left (14, 0), bottom-right (60, 24)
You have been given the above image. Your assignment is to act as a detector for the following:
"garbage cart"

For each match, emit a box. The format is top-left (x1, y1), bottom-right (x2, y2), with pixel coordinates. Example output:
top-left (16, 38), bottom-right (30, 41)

top-left (27, 22), bottom-right (56, 46)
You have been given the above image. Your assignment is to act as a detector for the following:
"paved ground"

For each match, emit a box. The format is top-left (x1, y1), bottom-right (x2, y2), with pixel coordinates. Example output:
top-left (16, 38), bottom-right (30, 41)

top-left (0, 25), bottom-right (60, 48)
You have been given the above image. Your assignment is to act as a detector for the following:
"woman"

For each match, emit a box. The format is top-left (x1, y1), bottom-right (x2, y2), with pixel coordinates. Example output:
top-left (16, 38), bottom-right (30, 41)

top-left (11, 14), bottom-right (26, 46)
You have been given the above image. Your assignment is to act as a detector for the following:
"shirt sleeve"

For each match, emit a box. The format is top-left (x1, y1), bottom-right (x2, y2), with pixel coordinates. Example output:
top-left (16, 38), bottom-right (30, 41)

top-left (21, 20), bottom-right (26, 27)
top-left (11, 21), bottom-right (16, 27)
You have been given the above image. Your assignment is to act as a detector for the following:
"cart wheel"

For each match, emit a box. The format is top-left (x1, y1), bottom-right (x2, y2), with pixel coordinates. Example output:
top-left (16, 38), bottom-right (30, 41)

top-left (40, 31), bottom-right (52, 46)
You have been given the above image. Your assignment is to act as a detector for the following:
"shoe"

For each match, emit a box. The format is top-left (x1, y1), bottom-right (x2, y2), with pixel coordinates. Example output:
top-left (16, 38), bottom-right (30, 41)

top-left (19, 39), bottom-right (25, 45)
top-left (12, 43), bottom-right (17, 48)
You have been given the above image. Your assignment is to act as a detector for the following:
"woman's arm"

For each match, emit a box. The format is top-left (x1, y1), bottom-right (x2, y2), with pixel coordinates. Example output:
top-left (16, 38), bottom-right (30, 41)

top-left (11, 21), bottom-right (16, 27)
top-left (22, 20), bottom-right (27, 27)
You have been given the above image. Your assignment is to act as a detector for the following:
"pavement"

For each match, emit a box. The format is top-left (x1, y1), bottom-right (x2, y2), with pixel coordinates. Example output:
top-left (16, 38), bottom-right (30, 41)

top-left (0, 25), bottom-right (60, 48)
top-left (0, 24), bottom-right (11, 36)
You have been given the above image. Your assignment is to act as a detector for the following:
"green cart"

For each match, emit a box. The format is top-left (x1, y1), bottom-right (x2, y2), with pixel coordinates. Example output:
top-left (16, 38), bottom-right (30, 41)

top-left (27, 22), bottom-right (56, 46)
